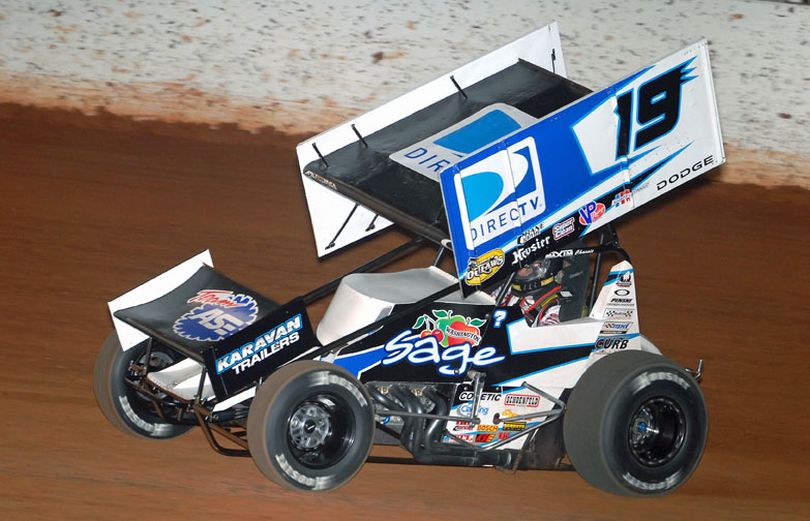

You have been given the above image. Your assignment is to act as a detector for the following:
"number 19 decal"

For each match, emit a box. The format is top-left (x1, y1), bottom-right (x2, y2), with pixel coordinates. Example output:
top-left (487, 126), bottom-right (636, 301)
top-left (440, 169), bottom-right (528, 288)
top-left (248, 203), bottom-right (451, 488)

top-left (615, 58), bottom-right (696, 159)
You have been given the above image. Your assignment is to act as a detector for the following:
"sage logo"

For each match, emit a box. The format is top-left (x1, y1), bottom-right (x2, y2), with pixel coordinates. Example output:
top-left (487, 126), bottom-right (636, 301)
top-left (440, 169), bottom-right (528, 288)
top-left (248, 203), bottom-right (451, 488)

top-left (453, 135), bottom-right (545, 250)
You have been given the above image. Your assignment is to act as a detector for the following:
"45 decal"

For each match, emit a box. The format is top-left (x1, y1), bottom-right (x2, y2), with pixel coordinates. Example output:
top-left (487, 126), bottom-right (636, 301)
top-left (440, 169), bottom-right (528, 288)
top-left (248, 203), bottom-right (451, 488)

top-left (173, 289), bottom-right (259, 342)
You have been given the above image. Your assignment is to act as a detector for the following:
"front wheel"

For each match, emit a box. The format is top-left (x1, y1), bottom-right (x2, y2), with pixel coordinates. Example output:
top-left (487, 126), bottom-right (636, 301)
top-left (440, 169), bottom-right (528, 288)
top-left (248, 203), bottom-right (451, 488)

top-left (93, 331), bottom-right (192, 439)
top-left (247, 361), bottom-right (374, 492)
top-left (563, 350), bottom-right (707, 496)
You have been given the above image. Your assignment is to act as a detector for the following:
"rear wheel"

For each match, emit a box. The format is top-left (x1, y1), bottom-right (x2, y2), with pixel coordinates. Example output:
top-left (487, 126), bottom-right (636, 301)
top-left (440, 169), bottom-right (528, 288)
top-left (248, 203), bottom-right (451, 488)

top-left (93, 331), bottom-right (192, 439)
top-left (247, 361), bottom-right (374, 492)
top-left (563, 350), bottom-right (707, 496)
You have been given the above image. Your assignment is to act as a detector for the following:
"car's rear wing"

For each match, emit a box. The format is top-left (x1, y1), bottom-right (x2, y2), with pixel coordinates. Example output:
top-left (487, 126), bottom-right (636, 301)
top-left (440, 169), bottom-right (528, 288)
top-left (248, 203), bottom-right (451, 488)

top-left (297, 22), bottom-right (569, 256)
top-left (440, 40), bottom-right (724, 294)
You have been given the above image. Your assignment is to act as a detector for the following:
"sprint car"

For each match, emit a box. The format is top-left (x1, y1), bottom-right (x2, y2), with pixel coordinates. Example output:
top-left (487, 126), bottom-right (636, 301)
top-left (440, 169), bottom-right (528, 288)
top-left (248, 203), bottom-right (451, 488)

top-left (94, 23), bottom-right (723, 496)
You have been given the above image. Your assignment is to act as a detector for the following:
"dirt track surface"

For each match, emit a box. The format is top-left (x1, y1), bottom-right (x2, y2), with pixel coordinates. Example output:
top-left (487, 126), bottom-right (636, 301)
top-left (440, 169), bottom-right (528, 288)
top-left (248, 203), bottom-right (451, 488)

top-left (1, 105), bottom-right (808, 520)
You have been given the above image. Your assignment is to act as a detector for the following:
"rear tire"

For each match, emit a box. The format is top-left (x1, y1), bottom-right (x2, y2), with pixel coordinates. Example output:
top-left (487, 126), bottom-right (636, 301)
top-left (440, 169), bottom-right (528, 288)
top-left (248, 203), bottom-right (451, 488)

top-left (563, 350), bottom-right (707, 496)
top-left (247, 361), bottom-right (374, 492)
top-left (93, 331), bottom-right (192, 439)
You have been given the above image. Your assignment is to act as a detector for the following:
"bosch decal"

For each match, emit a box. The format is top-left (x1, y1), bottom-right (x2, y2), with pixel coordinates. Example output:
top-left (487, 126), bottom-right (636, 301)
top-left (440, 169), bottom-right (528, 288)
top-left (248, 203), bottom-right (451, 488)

top-left (173, 289), bottom-right (259, 342)
top-left (214, 314), bottom-right (303, 375)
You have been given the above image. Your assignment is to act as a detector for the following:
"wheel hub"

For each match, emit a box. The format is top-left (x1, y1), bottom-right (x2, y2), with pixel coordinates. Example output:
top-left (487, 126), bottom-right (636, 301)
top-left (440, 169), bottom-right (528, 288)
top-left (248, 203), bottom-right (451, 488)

top-left (289, 402), bottom-right (332, 450)
top-left (628, 397), bottom-right (686, 467)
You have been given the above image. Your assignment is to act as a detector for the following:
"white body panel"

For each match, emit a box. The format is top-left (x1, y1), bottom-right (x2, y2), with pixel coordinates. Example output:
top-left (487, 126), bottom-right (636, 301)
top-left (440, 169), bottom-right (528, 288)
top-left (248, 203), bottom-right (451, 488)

top-left (317, 267), bottom-right (494, 345)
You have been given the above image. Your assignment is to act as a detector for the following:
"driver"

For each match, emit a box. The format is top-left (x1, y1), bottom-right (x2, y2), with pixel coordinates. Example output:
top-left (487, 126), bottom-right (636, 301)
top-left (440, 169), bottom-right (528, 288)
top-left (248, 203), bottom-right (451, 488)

top-left (506, 257), bottom-right (564, 327)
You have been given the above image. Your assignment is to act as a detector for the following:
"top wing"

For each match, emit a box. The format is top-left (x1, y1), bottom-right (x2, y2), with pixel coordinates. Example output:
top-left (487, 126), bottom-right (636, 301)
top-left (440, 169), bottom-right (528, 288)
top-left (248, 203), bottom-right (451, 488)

top-left (297, 23), bottom-right (572, 256)
top-left (439, 40), bottom-right (725, 294)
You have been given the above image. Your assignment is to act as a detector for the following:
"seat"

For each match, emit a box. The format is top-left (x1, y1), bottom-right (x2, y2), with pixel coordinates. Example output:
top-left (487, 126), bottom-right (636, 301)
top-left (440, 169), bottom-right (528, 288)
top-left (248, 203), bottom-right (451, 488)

top-left (316, 267), bottom-right (494, 345)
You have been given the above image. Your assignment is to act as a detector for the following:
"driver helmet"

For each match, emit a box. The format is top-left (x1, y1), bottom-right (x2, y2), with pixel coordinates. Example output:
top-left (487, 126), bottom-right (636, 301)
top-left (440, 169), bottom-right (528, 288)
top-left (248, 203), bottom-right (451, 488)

top-left (511, 257), bottom-right (563, 296)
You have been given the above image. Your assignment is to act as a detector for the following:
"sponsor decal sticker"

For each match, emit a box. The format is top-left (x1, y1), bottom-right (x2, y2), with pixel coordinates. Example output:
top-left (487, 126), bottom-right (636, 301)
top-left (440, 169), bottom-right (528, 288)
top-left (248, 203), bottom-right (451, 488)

top-left (453, 421), bottom-right (474, 432)
top-left (578, 201), bottom-right (606, 226)
top-left (459, 391), bottom-right (501, 402)
top-left (458, 403), bottom-right (489, 416)
top-left (594, 335), bottom-right (632, 352)
top-left (552, 216), bottom-right (576, 240)
top-left (617, 271), bottom-right (632, 287)
top-left (381, 330), bottom-right (505, 377)
top-left (610, 297), bottom-right (634, 306)
top-left (518, 224), bottom-right (543, 245)
top-left (390, 104), bottom-right (536, 181)
top-left (611, 189), bottom-right (633, 208)
top-left (413, 310), bottom-right (486, 347)
top-left (502, 422), bottom-right (527, 431)
top-left (173, 289), bottom-right (258, 342)
top-left (600, 321), bottom-right (632, 334)
top-left (504, 394), bottom-right (540, 408)
top-left (452, 135), bottom-right (546, 250)
top-left (465, 249), bottom-right (505, 286)
top-left (215, 314), bottom-right (303, 374)
top-left (605, 308), bottom-right (634, 319)
top-left (510, 235), bottom-right (552, 265)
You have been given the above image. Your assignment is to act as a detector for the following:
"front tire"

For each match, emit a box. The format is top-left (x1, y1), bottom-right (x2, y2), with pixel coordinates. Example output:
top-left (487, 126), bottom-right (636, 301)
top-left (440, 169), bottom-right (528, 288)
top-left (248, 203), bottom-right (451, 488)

top-left (93, 331), bottom-right (192, 439)
top-left (247, 361), bottom-right (374, 492)
top-left (563, 350), bottom-right (707, 496)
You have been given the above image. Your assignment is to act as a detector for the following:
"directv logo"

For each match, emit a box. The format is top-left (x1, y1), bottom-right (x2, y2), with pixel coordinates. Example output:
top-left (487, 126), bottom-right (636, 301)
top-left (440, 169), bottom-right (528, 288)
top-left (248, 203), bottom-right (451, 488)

top-left (453, 135), bottom-right (546, 250)
top-left (390, 104), bottom-right (536, 181)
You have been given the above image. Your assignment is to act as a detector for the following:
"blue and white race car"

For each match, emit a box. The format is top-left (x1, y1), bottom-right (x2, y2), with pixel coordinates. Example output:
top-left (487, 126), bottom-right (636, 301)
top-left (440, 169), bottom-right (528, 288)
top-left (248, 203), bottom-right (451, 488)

top-left (94, 23), bottom-right (722, 496)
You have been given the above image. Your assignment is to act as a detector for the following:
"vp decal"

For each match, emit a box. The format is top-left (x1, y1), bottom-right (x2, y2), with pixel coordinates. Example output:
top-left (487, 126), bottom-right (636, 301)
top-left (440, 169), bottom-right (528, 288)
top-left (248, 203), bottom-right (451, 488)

top-left (452, 135), bottom-right (545, 251)
top-left (173, 289), bottom-right (259, 342)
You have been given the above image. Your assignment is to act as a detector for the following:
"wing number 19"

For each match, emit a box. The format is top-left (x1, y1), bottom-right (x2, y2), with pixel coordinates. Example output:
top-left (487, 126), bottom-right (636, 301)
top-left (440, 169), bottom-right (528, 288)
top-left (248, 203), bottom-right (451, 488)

top-left (615, 65), bottom-right (687, 159)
